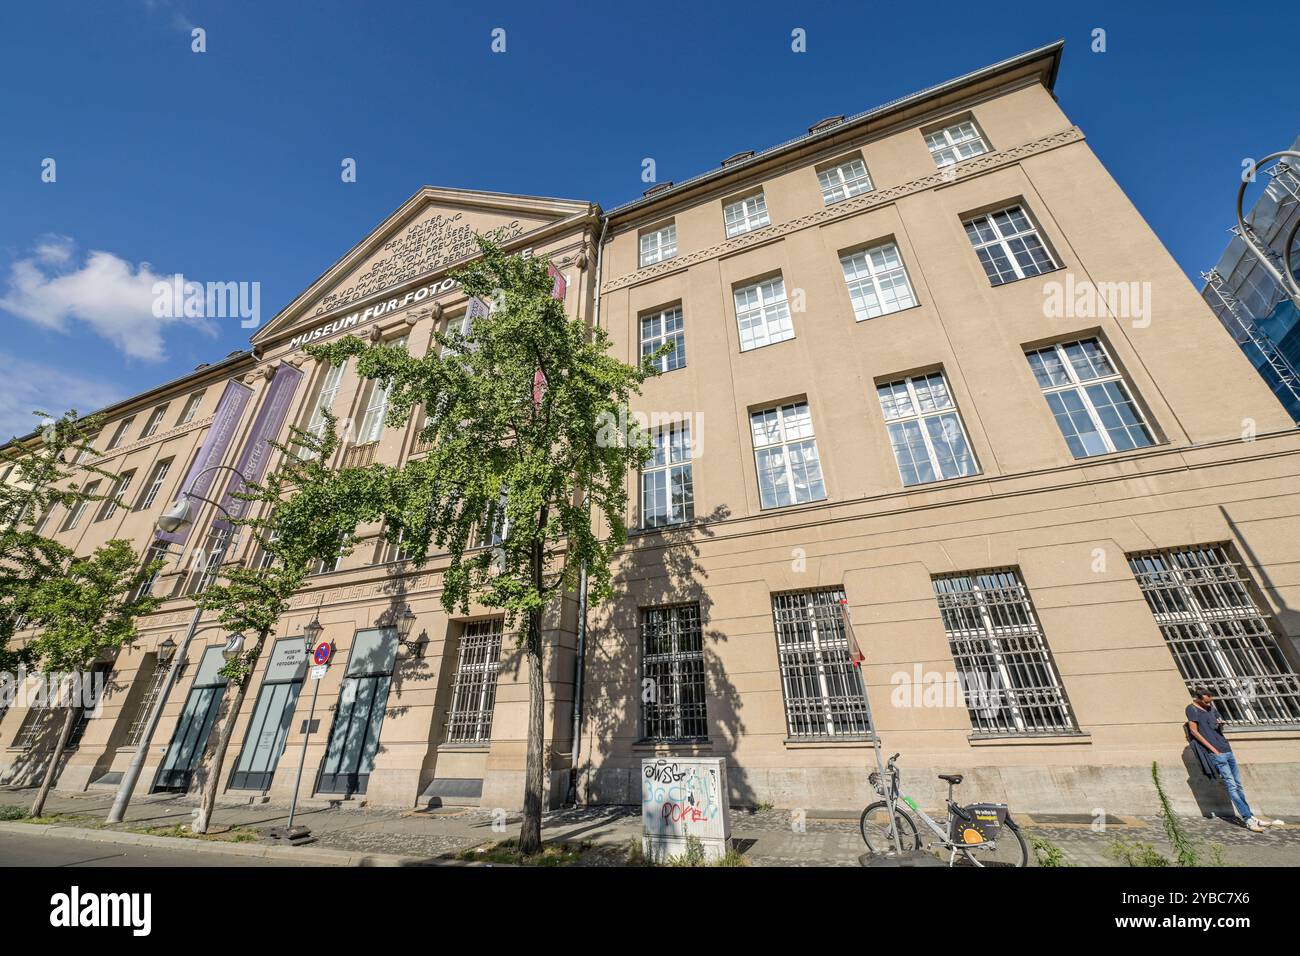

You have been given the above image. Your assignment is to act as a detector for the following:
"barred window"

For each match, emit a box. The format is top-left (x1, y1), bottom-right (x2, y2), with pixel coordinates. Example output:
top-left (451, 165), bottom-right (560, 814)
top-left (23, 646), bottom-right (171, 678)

top-left (641, 604), bottom-right (708, 740)
top-left (772, 589), bottom-right (870, 738)
top-left (1128, 545), bottom-right (1300, 725)
top-left (840, 242), bottom-right (916, 320)
top-left (964, 205), bottom-right (1057, 285)
top-left (733, 276), bottom-right (793, 351)
top-left (932, 570), bottom-right (1076, 736)
top-left (1026, 338), bottom-right (1155, 458)
top-left (445, 619), bottom-right (504, 743)
top-left (925, 120), bottom-right (989, 167)
top-left (724, 192), bottom-right (770, 237)
top-left (124, 656), bottom-right (171, 747)
top-left (876, 371), bottom-right (978, 486)
top-left (639, 223), bottom-right (677, 267)
top-left (818, 156), bottom-right (873, 204)
top-left (640, 305), bottom-right (686, 372)
top-left (751, 401), bottom-right (826, 508)
top-left (641, 422), bottom-right (694, 528)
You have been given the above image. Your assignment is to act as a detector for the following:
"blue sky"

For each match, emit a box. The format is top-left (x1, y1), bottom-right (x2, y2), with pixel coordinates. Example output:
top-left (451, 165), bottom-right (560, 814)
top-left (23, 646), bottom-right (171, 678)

top-left (1, 0), bottom-right (1296, 439)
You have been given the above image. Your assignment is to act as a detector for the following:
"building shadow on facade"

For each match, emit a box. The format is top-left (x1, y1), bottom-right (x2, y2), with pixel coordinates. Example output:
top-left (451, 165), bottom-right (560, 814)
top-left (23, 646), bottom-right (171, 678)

top-left (578, 505), bottom-right (755, 808)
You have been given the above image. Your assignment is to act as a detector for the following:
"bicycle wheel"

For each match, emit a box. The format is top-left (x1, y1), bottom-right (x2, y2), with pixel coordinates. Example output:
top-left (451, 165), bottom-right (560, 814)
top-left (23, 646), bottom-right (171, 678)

top-left (954, 816), bottom-right (1028, 867)
top-left (859, 801), bottom-right (919, 856)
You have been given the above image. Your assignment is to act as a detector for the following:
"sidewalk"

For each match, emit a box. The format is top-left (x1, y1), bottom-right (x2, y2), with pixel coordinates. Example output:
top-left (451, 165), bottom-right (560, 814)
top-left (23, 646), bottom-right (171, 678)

top-left (0, 787), bottom-right (1295, 866)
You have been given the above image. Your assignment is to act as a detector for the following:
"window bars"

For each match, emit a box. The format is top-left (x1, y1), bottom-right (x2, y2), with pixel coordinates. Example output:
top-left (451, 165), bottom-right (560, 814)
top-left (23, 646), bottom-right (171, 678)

top-left (1128, 544), bottom-right (1300, 725)
top-left (124, 658), bottom-right (172, 748)
top-left (772, 588), bottom-right (871, 738)
top-left (444, 619), bottom-right (504, 743)
top-left (932, 569), bottom-right (1077, 736)
top-left (641, 604), bottom-right (708, 740)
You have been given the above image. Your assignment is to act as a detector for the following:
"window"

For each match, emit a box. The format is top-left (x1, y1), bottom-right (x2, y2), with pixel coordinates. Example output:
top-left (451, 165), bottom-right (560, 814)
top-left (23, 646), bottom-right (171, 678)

top-left (772, 589), bottom-right (870, 738)
top-left (123, 654), bottom-right (172, 748)
top-left (444, 619), bottom-right (504, 743)
top-left (177, 390), bottom-right (205, 425)
top-left (818, 156), bottom-right (873, 204)
top-left (317, 628), bottom-right (398, 795)
top-left (304, 362), bottom-right (346, 451)
top-left (133, 541), bottom-right (171, 601)
top-left (733, 276), bottom-right (794, 351)
top-left (750, 401), bottom-right (826, 508)
top-left (136, 457), bottom-right (174, 511)
top-left (355, 338), bottom-right (407, 445)
top-left (312, 533), bottom-right (345, 575)
top-left (1128, 545), bottom-right (1300, 726)
top-left (932, 569), bottom-right (1077, 736)
top-left (104, 417), bottom-right (135, 451)
top-left (876, 372), bottom-right (978, 486)
top-left (640, 305), bottom-right (686, 372)
top-left (185, 527), bottom-right (232, 595)
top-left (253, 529), bottom-right (279, 571)
top-left (479, 489), bottom-right (510, 549)
top-left (96, 470), bottom-right (135, 522)
top-left (925, 119), bottom-right (989, 167)
top-left (964, 205), bottom-right (1057, 285)
top-left (641, 604), bottom-right (707, 740)
top-left (723, 192), bottom-right (770, 237)
top-left (142, 404), bottom-right (169, 438)
top-left (641, 422), bottom-right (694, 527)
top-left (840, 242), bottom-right (916, 320)
top-left (60, 480), bottom-right (100, 531)
top-left (74, 437), bottom-right (98, 466)
top-left (230, 638), bottom-right (307, 790)
top-left (383, 525), bottom-right (419, 564)
top-left (1026, 338), bottom-right (1155, 458)
top-left (639, 223), bottom-right (677, 267)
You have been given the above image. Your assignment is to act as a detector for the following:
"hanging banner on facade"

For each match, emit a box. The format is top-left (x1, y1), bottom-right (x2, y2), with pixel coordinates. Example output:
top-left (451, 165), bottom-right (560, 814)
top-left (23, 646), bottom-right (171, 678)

top-left (157, 378), bottom-right (254, 545)
top-left (212, 363), bottom-right (305, 532)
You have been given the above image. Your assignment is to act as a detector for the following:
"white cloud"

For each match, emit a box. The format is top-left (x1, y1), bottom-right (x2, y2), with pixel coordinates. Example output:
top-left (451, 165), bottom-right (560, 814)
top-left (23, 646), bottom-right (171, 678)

top-left (0, 236), bottom-right (209, 362)
top-left (0, 353), bottom-right (124, 442)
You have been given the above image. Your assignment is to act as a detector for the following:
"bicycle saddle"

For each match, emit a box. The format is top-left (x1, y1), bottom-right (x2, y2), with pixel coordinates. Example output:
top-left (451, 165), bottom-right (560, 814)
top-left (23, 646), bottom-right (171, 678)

top-left (937, 773), bottom-right (963, 785)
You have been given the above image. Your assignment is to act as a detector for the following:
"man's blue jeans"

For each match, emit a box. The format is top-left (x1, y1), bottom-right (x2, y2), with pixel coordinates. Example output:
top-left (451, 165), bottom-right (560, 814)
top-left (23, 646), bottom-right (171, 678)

top-left (1210, 751), bottom-right (1254, 821)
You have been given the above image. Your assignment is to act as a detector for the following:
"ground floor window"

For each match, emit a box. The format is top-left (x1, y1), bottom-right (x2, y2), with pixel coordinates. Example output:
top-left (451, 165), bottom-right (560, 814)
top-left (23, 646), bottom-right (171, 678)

top-left (931, 569), bottom-right (1076, 736)
top-left (153, 646), bottom-right (229, 792)
top-left (641, 603), bottom-right (708, 740)
top-left (1128, 544), bottom-right (1300, 725)
top-left (123, 654), bottom-right (172, 748)
top-left (229, 638), bottom-right (307, 790)
top-left (772, 588), bottom-right (870, 738)
top-left (317, 627), bottom-right (398, 795)
top-left (444, 619), bottom-right (504, 744)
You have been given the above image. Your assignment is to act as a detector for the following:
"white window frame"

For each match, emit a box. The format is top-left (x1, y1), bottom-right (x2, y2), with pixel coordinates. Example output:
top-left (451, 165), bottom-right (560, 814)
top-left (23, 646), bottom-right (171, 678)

top-left (723, 192), bottom-right (770, 237)
top-left (963, 205), bottom-right (1058, 285)
top-left (840, 242), bottom-right (917, 320)
top-left (876, 371), bottom-right (979, 486)
top-left (355, 338), bottom-right (407, 445)
top-left (924, 119), bottom-right (990, 167)
top-left (137, 457), bottom-right (174, 510)
top-left (178, 390), bottom-right (205, 425)
top-left (96, 470), bottom-right (135, 522)
top-left (304, 361), bottom-right (347, 452)
top-left (639, 223), bottom-right (677, 267)
top-left (817, 156), bottom-right (873, 204)
top-left (105, 417), bottom-right (135, 451)
top-left (733, 276), bottom-right (794, 352)
top-left (61, 480), bottom-right (100, 532)
top-left (444, 619), bottom-right (504, 743)
top-left (750, 401), bottom-right (827, 509)
top-left (639, 305), bottom-right (686, 372)
top-left (640, 421), bottom-right (694, 528)
top-left (142, 404), bottom-right (169, 438)
top-left (1026, 338), bottom-right (1155, 458)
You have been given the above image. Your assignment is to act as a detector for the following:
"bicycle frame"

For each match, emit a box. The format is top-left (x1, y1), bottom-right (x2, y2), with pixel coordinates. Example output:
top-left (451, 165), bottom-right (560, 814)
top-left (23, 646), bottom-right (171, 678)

top-left (874, 756), bottom-right (1009, 866)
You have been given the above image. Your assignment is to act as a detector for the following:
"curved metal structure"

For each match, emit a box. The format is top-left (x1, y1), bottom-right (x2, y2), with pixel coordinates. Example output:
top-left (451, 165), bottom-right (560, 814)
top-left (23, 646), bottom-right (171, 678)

top-left (1236, 151), bottom-right (1300, 309)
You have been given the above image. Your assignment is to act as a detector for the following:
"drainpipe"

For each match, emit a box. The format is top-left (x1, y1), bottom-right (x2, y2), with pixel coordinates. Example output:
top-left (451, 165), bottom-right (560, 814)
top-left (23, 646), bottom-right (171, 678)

top-left (567, 215), bottom-right (609, 806)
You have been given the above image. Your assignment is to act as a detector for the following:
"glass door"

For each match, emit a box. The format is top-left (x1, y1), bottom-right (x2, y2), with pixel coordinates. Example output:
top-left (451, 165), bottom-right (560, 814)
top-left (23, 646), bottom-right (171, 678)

top-left (152, 646), bottom-right (229, 792)
top-left (316, 628), bottom-right (398, 796)
top-left (229, 638), bottom-right (308, 790)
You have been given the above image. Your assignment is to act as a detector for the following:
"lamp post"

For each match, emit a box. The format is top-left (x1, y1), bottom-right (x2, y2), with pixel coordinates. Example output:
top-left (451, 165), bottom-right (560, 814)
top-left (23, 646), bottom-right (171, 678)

top-left (106, 464), bottom-right (247, 824)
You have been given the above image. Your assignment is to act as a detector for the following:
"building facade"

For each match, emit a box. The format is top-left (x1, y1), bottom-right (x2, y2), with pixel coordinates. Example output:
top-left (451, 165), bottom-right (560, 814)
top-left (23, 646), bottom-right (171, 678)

top-left (4, 42), bottom-right (1300, 817)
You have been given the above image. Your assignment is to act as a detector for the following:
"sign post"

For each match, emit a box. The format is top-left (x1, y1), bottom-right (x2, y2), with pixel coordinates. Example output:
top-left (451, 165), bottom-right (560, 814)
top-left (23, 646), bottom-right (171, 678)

top-left (273, 641), bottom-right (332, 844)
top-left (641, 757), bottom-right (731, 863)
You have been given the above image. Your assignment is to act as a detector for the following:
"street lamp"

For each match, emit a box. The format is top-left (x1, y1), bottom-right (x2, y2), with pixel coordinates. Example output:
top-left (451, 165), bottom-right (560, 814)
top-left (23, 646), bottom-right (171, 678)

top-left (157, 636), bottom-right (177, 665)
top-left (303, 615), bottom-right (324, 652)
top-left (380, 604), bottom-right (421, 656)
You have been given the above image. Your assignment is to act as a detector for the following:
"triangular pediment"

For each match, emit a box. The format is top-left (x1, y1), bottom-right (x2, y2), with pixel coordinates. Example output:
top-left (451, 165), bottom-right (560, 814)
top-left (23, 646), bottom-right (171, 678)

top-left (253, 186), bottom-right (592, 347)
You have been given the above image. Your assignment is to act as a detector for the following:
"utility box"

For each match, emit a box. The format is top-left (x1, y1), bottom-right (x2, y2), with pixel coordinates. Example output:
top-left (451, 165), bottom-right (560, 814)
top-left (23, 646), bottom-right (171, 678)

top-left (641, 757), bottom-right (731, 863)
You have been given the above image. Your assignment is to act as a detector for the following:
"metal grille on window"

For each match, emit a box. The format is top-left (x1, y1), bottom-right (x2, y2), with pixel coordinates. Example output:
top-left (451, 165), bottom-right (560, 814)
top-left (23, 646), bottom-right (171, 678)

top-left (124, 657), bottom-right (172, 747)
top-left (641, 604), bottom-right (708, 740)
top-left (444, 619), bottom-right (504, 743)
top-left (772, 589), bottom-right (870, 738)
top-left (932, 570), bottom-right (1076, 736)
top-left (1128, 545), bottom-right (1300, 725)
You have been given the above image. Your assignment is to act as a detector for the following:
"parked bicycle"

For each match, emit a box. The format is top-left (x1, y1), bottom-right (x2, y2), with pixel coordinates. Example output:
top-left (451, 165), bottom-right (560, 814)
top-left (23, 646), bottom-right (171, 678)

top-left (859, 752), bottom-right (1028, 867)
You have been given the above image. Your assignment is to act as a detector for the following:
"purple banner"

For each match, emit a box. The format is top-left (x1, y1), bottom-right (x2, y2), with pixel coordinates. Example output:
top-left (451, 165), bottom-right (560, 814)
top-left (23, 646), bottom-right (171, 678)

top-left (213, 363), bottom-right (305, 532)
top-left (156, 378), bottom-right (254, 545)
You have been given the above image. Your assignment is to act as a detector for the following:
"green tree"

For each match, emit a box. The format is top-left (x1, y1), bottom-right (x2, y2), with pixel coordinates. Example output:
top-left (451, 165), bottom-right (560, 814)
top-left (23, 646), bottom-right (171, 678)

top-left (23, 539), bottom-right (162, 817)
top-left (305, 238), bottom-right (660, 852)
top-left (188, 420), bottom-right (357, 834)
top-left (0, 411), bottom-right (108, 672)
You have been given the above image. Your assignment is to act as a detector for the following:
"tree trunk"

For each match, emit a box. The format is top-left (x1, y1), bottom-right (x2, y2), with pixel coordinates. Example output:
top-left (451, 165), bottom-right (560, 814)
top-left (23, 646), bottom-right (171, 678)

top-left (192, 629), bottom-right (267, 834)
top-left (518, 604), bottom-right (545, 855)
top-left (30, 695), bottom-right (79, 818)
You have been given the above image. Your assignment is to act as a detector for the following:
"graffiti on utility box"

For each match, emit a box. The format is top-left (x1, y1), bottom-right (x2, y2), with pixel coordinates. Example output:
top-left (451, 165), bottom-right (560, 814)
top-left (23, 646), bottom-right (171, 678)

top-left (641, 757), bottom-right (731, 862)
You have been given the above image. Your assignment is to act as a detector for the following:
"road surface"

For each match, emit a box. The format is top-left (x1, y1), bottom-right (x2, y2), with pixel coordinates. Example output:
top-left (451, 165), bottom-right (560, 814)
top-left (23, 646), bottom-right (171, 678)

top-left (0, 830), bottom-right (312, 867)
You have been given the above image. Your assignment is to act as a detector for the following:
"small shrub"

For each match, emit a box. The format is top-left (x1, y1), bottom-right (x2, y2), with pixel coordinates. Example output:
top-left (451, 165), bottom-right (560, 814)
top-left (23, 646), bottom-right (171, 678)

top-left (1106, 837), bottom-right (1172, 867)
top-left (455, 839), bottom-right (590, 866)
top-left (0, 805), bottom-right (28, 821)
top-left (1029, 835), bottom-right (1072, 867)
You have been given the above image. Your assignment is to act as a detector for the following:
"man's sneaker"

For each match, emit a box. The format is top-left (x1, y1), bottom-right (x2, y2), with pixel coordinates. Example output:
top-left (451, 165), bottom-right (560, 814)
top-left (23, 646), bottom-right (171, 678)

top-left (1255, 815), bottom-right (1286, 827)
top-left (1245, 818), bottom-right (1266, 832)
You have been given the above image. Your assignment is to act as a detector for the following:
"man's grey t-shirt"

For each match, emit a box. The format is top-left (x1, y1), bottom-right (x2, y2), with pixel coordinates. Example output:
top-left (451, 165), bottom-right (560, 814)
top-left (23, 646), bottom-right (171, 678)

top-left (1186, 703), bottom-right (1231, 754)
